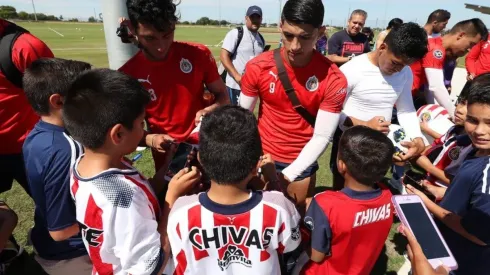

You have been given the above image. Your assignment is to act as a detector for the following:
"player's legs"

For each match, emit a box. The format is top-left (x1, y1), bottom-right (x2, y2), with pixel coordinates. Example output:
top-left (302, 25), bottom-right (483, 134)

top-left (329, 128), bottom-right (345, 191)
top-left (226, 87), bottom-right (241, 106)
top-left (34, 254), bottom-right (92, 275)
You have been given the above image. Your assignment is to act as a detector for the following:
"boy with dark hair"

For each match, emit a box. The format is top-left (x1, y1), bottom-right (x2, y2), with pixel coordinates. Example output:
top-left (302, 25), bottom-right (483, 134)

top-left (424, 9), bottom-right (451, 38)
top-left (22, 58), bottom-right (92, 275)
top-left (63, 68), bottom-right (200, 275)
top-left (167, 106), bottom-right (301, 275)
top-left (407, 73), bottom-right (490, 274)
top-left (294, 126), bottom-right (394, 275)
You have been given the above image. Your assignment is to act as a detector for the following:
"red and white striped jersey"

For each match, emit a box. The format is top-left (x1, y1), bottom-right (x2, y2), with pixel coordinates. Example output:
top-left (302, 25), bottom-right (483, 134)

top-left (70, 157), bottom-right (163, 275)
top-left (167, 191), bottom-right (301, 275)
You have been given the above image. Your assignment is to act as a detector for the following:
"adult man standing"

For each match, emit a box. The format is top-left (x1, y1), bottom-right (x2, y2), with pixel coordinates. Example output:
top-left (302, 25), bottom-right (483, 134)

top-left (466, 38), bottom-right (490, 81)
top-left (327, 9), bottom-right (370, 66)
top-left (411, 19), bottom-right (487, 114)
top-left (119, 0), bottom-right (229, 169)
top-left (240, 0), bottom-right (347, 209)
top-left (220, 6), bottom-right (265, 105)
top-left (330, 23), bottom-right (429, 190)
top-left (0, 19), bottom-right (53, 195)
top-left (424, 9), bottom-right (451, 38)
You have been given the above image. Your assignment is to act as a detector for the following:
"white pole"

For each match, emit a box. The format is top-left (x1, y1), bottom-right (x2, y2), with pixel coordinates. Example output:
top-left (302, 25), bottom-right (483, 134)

top-left (31, 0), bottom-right (38, 21)
top-left (101, 0), bottom-right (138, 69)
top-left (278, 0), bottom-right (282, 24)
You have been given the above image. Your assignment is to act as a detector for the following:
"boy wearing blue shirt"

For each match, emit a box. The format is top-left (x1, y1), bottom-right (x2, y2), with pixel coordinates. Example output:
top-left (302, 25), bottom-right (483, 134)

top-left (407, 73), bottom-right (490, 274)
top-left (22, 58), bottom-right (92, 275)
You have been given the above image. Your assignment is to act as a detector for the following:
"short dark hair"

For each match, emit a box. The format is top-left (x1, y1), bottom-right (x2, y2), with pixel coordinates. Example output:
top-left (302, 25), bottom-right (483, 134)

top-left (338, 126), bottom-right (394, 186)
top-left (23, 58), bottom-right (91, 115)
top-left (126, 0), bottom-right (180, 32)
top-left (350, 9), bottom-right (367, 20)
top-left (384, 22), bottom-right (428, 62)
top-left (426, 9), bottom-right (451, 24)
top-left (449, 18), bottom-right (488, 40)
top-left (199, 106), bottom-right (262, 185)
top-left (63, 69), bottom-right (150, 149)
top-left (467, 73), bottom-right (490, 106)
top-left (387, 18), bottom-right (403, 30)
top-left (281, 0), bottom-right (324, 28)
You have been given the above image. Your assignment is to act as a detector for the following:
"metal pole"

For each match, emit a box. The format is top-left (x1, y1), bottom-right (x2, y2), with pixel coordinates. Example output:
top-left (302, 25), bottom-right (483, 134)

top-left (278, 0), bottom-right (282, 24)
top-left (101, 0), bottom-right (138, 69)
top-left (31, 0), bottom-right (38, 21)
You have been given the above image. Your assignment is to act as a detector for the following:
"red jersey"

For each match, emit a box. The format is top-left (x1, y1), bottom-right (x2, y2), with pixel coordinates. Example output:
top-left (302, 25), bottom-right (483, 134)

top-left (0, 20), bottom-right (53, 154)
top-left (411, 37), bottom-right (446, 93)
top-left (466, 39), bottom-right (490, 77)
top-left (241, 49), bottom-right (347, 163)
top-left (294, 186), bottom-right (393, 275)
top-left (119, 42), bottom-right (220, 142)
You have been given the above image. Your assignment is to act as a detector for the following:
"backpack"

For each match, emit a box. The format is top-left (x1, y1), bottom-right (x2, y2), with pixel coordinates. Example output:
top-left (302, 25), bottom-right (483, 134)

top-left (0, 23), bottom-right (29, 88)
top-left (219, 26), bottom-right (265, 82)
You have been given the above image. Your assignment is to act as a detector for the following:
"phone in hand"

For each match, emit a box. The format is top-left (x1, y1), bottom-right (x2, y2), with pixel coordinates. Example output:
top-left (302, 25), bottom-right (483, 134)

top-left (168, 143), bottom-right (194, 175)
top-left (402, 170), bottom-right (436, 202)
top-left (392, 195), bottom-right (458, 270)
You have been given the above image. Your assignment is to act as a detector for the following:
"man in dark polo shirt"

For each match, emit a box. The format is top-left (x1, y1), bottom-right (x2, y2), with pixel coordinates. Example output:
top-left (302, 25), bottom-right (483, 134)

top-left (328, 9), bottom-right (370, 66)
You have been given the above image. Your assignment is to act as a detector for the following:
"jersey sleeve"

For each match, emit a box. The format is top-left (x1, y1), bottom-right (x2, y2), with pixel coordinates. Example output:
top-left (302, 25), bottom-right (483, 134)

top-left (421, 48), bottom-right (445, 70)
top-left (200, 46), bottom-right (221, 85)
top-left (319, 72), bottom-right (347, 113)
top-left (44, 146), bottom-right (78, 231)
top-left (304, 198), bottom-right (332, 255)
top-left (240, 61), bottom-right (261, 97)
top-left (222, 29), bottom-right (239, 53)
top-left (277, 197), bottom-right (302, 254)
top-left (12, 33), bottom-right (54, 73)
top-left (111, 187), bottom-right (164, 275)
top-left (465, 41), bottom-right (481, 75)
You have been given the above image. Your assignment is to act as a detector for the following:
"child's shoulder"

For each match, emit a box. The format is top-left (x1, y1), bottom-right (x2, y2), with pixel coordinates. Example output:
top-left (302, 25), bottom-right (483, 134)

top-left (171, 194), bottom-right (201, 215)
top-left (261, 191), bottom-right (297, 213)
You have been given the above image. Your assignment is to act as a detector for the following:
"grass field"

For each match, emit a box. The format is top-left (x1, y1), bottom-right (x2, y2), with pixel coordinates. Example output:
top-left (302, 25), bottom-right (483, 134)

top-left (0, 21), bottom-right (407, 274)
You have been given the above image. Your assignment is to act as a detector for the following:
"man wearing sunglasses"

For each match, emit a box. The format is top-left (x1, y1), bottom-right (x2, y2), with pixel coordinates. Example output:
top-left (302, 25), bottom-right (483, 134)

top-left (119, 0), bottom-right (229, 170)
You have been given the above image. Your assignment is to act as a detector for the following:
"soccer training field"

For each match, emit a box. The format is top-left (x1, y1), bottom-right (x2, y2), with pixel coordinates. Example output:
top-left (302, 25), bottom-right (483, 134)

top-left (0, 21), bottom-right (406, 274)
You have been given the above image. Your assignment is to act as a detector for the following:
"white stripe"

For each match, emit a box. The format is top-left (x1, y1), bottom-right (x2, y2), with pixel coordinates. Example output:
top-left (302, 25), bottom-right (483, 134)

top-left (201, 206), bottom-right (218, 260)
top-left (482, 159), bottom-right (490, 194)
top-left (48, 28), bottom-right (65, 37)
top-left (248, 203), bottom-right (263, 264)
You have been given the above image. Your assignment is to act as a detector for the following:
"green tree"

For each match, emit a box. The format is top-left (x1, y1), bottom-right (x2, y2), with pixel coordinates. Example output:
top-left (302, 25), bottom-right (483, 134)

top-left (88, 16), bottom-right (96, 23)
top-left (60, 15), bottom-right (63, 20)
top-left (196, 17), bottom-right (210, 25)
top-left (17, 11), bottom-right (29, 20)
top-left (0, 5), bottom-right (18, 19)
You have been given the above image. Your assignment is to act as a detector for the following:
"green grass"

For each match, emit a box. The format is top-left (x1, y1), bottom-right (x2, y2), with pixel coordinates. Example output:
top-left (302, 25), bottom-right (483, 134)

top-left (2, 22), bottom-right (405, 274)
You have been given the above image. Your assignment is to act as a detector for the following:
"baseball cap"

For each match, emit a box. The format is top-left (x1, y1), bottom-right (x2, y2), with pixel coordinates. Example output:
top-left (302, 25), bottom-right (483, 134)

top-left (246, 6), bottom-right (262, 17)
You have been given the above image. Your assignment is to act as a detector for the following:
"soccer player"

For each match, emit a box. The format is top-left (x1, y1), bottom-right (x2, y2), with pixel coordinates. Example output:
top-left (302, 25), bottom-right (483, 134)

top-left (240, 0), bottom-right (347, 207)
top-left (220, 5), bottom-right (265, 105)
top-left (327, 9), bottom-right (370, 66)
top-left (331, 23), bottom-right (428, 190)
top-left (406, 73), bottom-right (490, 275)
top-left (374, 18), bottom-right (403, 50)
top-left (0, 19), bottom-right (53, 196)
top-left (167, 106), bottom-right (301, 275)
top-left (423, 9), bottom-right (451, 38)
top-left (466, 38), bottom-right (490, 81)
top-left (22, 58), bottom-right (93, 275)
top-left (119, 0), bottom-right (229, 170)
top-left (294, 126), bottom-right (394, 275)
top-left (63, 69), bottom-right (201, 275)
top-left (410, 18), bottom-right (487, 115)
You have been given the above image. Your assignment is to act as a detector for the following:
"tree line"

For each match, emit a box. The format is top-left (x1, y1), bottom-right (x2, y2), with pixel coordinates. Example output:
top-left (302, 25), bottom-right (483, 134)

top-left (0, 6), bottom-right (101, 23)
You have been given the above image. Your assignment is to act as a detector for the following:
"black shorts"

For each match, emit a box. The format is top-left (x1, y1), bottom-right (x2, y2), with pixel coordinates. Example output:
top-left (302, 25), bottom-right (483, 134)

top-left (0, 154), bottom-right (30, 195)
top-left (275, 161), bottom-right (319, 181)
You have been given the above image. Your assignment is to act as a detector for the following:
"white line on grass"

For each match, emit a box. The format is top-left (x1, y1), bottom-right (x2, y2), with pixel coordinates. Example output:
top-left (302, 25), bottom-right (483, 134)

top-left (48, 28), bottom-right (65, 37)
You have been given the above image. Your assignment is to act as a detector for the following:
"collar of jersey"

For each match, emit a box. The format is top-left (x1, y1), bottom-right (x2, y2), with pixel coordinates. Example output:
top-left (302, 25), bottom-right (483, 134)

top-left (340, 186), bottom-right (382, 200)
top-left (73, 155), bottom-right (139, 182)
top-left (199, 190), bottom-right (263, 215)
top-left (37, 120), bottom-right (65, 133)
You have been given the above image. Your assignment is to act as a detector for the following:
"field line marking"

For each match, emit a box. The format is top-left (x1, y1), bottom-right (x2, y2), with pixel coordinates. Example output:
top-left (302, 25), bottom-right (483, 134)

top-left (48, 28), bottom-right (64, 37)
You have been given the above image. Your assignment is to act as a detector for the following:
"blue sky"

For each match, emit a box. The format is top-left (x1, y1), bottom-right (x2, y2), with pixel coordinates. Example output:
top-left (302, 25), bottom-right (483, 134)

top-left (6, 0), bottom-right (490, 28)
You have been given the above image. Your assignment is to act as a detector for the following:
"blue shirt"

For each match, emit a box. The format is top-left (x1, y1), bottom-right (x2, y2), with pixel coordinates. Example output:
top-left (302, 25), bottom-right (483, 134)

top-left (438, 149), bottom-right (490, 274)
top-left (23, 120), bottom-right (86, 260)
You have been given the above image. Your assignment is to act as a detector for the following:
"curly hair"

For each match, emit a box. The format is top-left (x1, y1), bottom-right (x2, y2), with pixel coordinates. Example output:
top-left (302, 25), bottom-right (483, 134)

top-left (126, 0), bottom-right (180, 32)
top-left (384, 22), bottom-right (428, 61)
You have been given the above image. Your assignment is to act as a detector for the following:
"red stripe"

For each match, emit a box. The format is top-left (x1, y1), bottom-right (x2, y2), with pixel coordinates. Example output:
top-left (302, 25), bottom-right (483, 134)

top-left (71, 176), bottom-right (79, 198)
top-left (176, 223), bottom-right (181, 240)
top-left (188, 205), bottom-right (209, 260)
top-left (278, 222), bottom-right (286, 235)
top-left (125, 175), bottom-right (160, 219)
top-left (173, 250), bottom-right (187, 275)
top-left (84, 195), bottom-right (114, 275)
top-left (261, 204), bottom-right (278, 262)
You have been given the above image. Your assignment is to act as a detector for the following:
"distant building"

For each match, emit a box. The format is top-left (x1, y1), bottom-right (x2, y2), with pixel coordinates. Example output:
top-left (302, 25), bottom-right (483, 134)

top-left (465, 3), bottom-right (490, 15)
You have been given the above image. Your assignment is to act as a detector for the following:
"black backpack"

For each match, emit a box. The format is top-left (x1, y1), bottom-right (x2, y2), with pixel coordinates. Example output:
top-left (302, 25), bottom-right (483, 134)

top-left (0, 23), bottom-right (29, 88)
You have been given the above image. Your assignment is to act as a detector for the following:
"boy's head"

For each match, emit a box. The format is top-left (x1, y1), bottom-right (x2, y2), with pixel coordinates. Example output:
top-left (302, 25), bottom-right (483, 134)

top-left (426, 9), bottom-right (451, 33)
top-left (446, 18), bottom-right (487, 58)
top-left (63, 69), bottom-right (150, 156)
top-left (387, 18), bottom-right (403, 30)
top-left (199, 106), bottom-right (262, 185)
top-left (465, 73), bottom-right (490, 151)
top-left (126, 0), bottom-right (179, 61)
top-left (23, 58), bottom-right (91, 117)
top-left (378, 23), bottom-right (428, 75)
top-left (453, 81), bottom-right (471, 126)
top-left (280, 0), bottom-right (325, 67)
top-left (337, 126), bottom-right (395, 186)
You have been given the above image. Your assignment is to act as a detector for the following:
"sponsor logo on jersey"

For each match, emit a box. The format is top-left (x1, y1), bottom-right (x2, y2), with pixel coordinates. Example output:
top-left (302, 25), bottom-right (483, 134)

top-left (342, 42), bottom-right (364, 56)
top-left (422, 112), bottom-right (431, 122)
top-left (227, 216), bottom-right (236, 224)
top-left (269, 70), bottom-right (278, 81)
top-left (291, 225), bottom-right (300, 241)
top-left (394, 129), bottom-right (406, 143)
top-left (189, 226), bottom-right (275, 251)
top-left (217, 245), bottom-right (252, 271)
top-left (448, 146), bottom-right (461, 161)
top-left (180, 58), bottom-right (193, 73)
top-left (306, 76), bottom-right (319, 92)
top-left (304, 216), bottom-right (314, 230)
top-left (433, 50), bottom-right (443, 59)
top-left (353, 203), bottom-right (391, 228)
top-left (137, 75), bottom-right (152, 86)
top-left (80, 223), bottom-right (103, 247)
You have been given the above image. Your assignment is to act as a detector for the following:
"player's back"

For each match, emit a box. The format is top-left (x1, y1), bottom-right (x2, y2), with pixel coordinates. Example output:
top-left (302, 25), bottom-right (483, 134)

top-left (167, 191), bottom-right (301, 275)
top-left (295, 186), bottom-right (393, 275)
top-left (410, 37), bottom-right (445, 93)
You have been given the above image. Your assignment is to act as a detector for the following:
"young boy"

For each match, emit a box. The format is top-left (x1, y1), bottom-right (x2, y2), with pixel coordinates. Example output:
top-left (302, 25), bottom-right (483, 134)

top-left (22, 58), bottom-right (92, 275)
top-left (294, 126), bottom-right (394, 275)
top-left (407, 73), bottom-right (490, 275)
top-left (167, 106), bottom-right (302, 275)
top-left (62, 69), bottom-right (201, 275)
